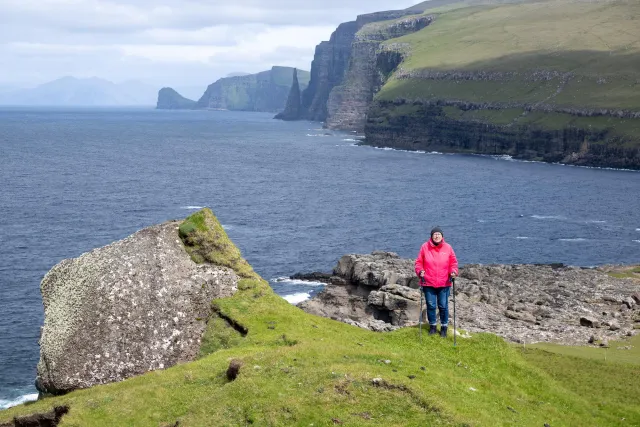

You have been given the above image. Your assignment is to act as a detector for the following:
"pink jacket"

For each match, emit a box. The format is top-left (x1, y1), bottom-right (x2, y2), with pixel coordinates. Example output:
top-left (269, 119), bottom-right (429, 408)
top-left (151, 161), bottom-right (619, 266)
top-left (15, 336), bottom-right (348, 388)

top-left (415, 239), bottom-right (458, 288)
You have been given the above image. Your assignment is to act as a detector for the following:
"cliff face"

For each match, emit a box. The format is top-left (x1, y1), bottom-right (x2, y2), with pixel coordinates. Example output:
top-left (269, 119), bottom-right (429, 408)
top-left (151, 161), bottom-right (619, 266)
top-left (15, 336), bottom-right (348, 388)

top-left (300, 22), bottom-right (359, 122)
top-left (196, 66), bottom-right (309, 113)
top-left (274, 69), bottom-right (302, 121)
top-left (364, 100), bottom-right (640, 169)
top-left (156, 87), bottom-right (196, 109)
top-left (298, 9), bottom-right (423, 123)
top-left (290, 0), bottom-right (640, 168)
top-left (325, 15), bottom-right (433, 131)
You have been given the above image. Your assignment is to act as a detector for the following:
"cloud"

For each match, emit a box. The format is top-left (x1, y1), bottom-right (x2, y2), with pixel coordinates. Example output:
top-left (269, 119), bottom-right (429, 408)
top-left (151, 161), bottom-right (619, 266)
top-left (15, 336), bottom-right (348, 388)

top-left (0, 0), bottom-right (419, 87)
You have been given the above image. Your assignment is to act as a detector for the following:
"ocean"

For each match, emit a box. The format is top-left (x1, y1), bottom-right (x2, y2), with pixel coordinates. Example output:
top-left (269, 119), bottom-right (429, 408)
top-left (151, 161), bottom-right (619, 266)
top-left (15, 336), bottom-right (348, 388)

top-left (1, 107), bottom-right (638, 408)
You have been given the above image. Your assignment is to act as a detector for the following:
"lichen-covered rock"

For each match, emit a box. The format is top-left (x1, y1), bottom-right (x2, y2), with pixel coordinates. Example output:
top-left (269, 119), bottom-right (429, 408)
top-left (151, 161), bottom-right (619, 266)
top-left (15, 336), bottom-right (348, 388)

top-left (36, 220), bottom-right (238, 395)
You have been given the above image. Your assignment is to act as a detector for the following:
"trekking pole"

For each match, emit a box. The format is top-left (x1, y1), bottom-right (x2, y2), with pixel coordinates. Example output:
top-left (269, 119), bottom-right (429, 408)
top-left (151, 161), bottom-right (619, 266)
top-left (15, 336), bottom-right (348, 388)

top-left (452, 277), bottom-right (457, 347)
top-left (419, 277), bottom-right (424, 342)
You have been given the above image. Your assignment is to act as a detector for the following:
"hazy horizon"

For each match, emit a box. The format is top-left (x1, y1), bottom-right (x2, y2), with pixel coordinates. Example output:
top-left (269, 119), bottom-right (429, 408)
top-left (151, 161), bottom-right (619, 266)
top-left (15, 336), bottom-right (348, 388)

top-left (1, 0), bottom-right (420, 90)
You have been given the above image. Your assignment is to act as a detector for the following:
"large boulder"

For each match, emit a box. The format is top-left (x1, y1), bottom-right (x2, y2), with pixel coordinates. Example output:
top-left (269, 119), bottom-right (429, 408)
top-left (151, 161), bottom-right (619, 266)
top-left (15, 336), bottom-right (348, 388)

top-left (36, 220), bottom-right (238, 395)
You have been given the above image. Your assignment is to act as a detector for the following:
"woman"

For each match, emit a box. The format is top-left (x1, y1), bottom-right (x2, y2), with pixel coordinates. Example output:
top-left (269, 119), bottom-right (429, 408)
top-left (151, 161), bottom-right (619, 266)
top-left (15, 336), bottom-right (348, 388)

top-left (415, 227), bottom-right (458, 337)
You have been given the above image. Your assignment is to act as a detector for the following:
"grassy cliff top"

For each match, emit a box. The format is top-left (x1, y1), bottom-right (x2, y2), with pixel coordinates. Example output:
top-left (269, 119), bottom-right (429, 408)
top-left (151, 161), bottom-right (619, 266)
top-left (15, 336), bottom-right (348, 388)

top-left (2, 209), bottom-right (639, 426)
top-left (379, 0), bottom-right (640, 111)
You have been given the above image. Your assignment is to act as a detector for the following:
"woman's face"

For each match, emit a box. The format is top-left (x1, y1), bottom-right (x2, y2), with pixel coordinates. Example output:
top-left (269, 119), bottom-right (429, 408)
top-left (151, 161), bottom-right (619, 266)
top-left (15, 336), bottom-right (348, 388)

top-left (431, 232), bottom-right (443, 243)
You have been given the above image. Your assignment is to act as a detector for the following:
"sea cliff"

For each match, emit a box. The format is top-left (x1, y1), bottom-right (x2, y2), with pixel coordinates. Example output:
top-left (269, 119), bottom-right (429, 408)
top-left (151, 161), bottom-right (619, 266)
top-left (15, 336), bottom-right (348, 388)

top-left (280, 0), bottom-right (640, 168)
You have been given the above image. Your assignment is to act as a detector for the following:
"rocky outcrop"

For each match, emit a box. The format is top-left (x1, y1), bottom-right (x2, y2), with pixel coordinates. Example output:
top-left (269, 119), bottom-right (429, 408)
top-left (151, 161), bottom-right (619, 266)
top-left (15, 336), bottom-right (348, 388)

top-left (297, 252), bottom-right (640, 345)
top-left (325, 15), bottom-right (433, 131)
top-left (298, 10), bottom-right (423, 123)
top-left (156, 87), bottom-right (196, 110)
top-left (364, 100), bottom-right (640, 169)
top-left (35, 221), bottom-right (239, 395)
top-left (274, 69), bottom-right (302, 121)
top-left (196, 66), bottom-right (310, 113)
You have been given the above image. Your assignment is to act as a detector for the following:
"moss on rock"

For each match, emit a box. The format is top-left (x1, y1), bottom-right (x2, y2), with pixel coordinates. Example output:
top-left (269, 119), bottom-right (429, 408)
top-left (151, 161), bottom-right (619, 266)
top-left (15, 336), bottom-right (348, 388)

top-left (179, 208), bottom-right (258, 279)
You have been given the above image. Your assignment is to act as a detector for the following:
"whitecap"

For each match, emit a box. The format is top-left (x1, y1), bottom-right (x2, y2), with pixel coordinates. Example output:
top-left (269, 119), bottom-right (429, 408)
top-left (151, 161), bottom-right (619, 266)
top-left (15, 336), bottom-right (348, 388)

top-left (558, 238), bottom-right (588, 242)
top-left (476, 219), bottom-right (486, 223)
top-left (636, 228), bottom-right (640, 231)
top-left (221, 224), bottom-right (233, 230)
top-left (0, 393), bottom-right (39, 410)
top-left (272, 277), bottom-right (325, 287)
top-left (493, 155), bottom-right (514, 161)
top-left (516, 236), bottom-right (530, 239)
top-left (531, 215), bottom-right (566, 220)
top-left (585, 220), bottom-right (606, 224)
top-left (282, 292), bottom-right (312, 304)
top-left (181, 206), bottom-right (206, 210)
top-left (633, 240), bottom-right (640, 243)
top-left (342, 138), bottom-right (357, 142)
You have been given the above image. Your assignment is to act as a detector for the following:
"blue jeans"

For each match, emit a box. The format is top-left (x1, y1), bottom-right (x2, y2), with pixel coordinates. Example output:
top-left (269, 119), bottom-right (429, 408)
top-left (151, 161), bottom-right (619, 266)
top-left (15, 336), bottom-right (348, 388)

top-left (422, 286), bottom-right (451, 327)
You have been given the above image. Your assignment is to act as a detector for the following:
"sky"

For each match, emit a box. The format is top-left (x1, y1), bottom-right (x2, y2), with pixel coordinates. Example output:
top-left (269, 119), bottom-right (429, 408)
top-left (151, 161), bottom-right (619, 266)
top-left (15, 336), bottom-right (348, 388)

top-left (0, 0), bottom-right (420, 91)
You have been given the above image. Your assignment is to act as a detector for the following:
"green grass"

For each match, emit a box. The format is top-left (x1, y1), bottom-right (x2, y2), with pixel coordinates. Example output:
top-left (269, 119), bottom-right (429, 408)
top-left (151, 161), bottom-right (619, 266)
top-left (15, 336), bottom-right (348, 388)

top-left (526, 334), bottom-right (640, 365)
top-left (375, 0), bottom-right (640, 141)
top-left (2, 209), bottom-right (639, 426)
top-left (607, 266), bottom-right (640, 279)
top-left (179, 208), bottom-right (257, 279)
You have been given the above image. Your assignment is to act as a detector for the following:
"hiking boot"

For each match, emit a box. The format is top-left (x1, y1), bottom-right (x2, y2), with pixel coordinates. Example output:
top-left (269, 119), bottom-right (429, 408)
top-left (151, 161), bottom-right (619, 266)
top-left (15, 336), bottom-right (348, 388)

top-left (428, 325), bottom-right (437, 335)
top-left (440, 326), bottom-right (448, 338)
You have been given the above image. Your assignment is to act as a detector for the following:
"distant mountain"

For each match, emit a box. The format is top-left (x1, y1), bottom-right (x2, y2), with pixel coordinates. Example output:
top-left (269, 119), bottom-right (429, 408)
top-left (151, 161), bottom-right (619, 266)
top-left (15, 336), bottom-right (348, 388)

top-left (156, 88), bottom-right (197, 109)
top-left (195, 66), bottom-right (310, 113)
top-left (0, 77), bottom-right (159, 106)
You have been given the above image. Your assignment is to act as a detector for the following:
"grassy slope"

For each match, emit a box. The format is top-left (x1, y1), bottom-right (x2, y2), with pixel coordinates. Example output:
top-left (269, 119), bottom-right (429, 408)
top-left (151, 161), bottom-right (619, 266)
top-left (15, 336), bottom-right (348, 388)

top-left (2, 209), bottom-right (639, 426)
top-left (378, 0), bottom-right (640, 139)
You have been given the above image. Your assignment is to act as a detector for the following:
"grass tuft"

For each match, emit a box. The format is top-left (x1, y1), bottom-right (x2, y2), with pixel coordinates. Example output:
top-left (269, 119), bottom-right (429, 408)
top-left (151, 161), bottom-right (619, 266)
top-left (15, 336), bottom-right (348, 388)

top-left (178, 208), bottom-right (257, 279)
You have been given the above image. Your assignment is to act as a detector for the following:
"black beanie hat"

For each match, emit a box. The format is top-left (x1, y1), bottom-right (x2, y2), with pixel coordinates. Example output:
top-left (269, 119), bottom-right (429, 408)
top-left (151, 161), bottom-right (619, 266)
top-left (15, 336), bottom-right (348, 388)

top-left (430, 227), bottom-right (443, 237)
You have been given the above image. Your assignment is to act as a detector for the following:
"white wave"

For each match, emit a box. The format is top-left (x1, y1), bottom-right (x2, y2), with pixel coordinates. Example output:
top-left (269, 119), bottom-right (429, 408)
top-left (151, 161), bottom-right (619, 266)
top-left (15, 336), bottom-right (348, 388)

top-left (633, 240), bottom-right (640, 243)
top-left (306, 133), bottom-right (331, 137)
top-left (531, 215), bottom-right (566, 220)
top-left (0, 393), bottom-right (39, 410)
top-left (342, 138), bottom-right (357, 142)
top-left (272, 277), bottom-right (325, 287)
top-left (371, 146), bottom-right (439, 155)
top-left (558, 238), bottom-right (588, 242)
top-left (283, 292), bottom-right (312, 304)
top-left (221, 224), bottom-right (233, 230)
top-left (181, 206), bottom-right (206, 210)
top-left (493, 155), bottom-right (515, 161)
top-left (585, 220), bottom-right (606, 224)
top-left (551, 162), bottom-right (640, 172)
top-left (476, 219), bottom-right (486, 223)
top-left (516, 236), bottom-right (530, 239)
top-left (636, 228), bottom-right (640, 231)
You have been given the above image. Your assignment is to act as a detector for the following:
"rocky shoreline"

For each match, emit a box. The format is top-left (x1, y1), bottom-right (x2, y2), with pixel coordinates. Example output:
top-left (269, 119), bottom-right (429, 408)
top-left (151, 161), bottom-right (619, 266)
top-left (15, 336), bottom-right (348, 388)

top-left (297, 252), bottom-right (640, 346)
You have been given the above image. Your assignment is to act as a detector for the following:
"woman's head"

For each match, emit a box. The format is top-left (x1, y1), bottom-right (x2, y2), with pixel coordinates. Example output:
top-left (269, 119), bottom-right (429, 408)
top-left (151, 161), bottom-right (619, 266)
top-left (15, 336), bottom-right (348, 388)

top-left (430, 227), bottom-right (443, 245)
